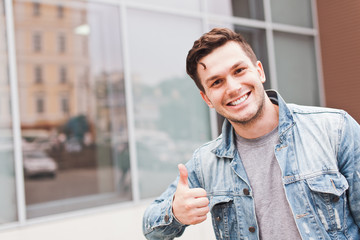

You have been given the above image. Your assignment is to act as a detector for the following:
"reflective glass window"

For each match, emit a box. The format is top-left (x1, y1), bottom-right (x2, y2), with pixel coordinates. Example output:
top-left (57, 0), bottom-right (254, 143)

top-left (233, 26), bottom-right (270, 89)
top-left (35, 94), bottom-right (45, 114)
top-left (34, 65), bottom-right (42, 83)
top-left (274, 31), bottom-right (319, 105)
top-left (271, 0), bottom-right (313, 28)
top-left (57, 33), bottom-right (66, 53)
top-left (0, 0), bottom-right (17, 224)
top-left (32, 32), bottom-right (41, 52)
top-left (57, 5), bottom-right (64, 18)
top-left (127, 9), bottom-right (211, 199)
top-left (208, 0), bottom-right (264, 20)
top-left (59, 66), bottom-right (67, 83)
top-left (33, 2), bottom-right (40, 16)
top-left (14, 0), bottom-right (131, 218)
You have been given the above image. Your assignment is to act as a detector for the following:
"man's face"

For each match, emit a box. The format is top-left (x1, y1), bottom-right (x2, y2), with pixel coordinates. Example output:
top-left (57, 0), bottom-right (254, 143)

top-left (198, 41), bottom-right (267, 126)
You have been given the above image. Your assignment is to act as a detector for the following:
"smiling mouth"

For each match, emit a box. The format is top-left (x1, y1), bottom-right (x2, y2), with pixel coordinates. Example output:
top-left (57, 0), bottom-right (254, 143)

top-left (228, 92), bottom-right (250, 106)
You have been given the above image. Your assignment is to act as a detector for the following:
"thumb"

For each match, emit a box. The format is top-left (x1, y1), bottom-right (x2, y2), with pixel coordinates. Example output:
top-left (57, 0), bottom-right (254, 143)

top-left (178, 164), bottom-right (189, 187)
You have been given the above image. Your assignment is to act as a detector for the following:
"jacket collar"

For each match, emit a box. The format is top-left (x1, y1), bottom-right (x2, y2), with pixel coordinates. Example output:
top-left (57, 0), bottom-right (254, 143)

top-left (213, 90), bottom-right (295, 158)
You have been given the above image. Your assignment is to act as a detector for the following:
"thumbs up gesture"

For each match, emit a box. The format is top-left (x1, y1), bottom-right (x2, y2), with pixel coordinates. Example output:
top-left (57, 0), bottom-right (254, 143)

top-left (172, 164), bottom-right (209, 225)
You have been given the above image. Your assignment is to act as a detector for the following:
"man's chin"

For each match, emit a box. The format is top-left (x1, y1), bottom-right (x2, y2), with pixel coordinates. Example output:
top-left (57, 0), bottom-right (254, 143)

top-left (228, 107), bottom-right (264, 126)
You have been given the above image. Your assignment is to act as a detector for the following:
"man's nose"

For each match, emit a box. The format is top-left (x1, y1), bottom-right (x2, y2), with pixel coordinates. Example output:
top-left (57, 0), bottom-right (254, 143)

top-left (225, 76), bottom-right (242, 95)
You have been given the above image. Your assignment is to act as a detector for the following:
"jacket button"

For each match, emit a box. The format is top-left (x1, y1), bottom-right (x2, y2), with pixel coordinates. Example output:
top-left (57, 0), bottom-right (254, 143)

top-left (215, 216), bottom-right (221, 221)
top-left (249, 227), bottom-right (256, 233)
top-left (332, 196), bottom-right (340, 202)
top-left (164, 214), bottom-right (170, 222)
top-left (243, 188), bottom-right (250, 195)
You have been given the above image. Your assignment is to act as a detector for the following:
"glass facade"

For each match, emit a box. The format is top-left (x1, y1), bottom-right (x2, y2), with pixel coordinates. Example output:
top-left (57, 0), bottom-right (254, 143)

top-left (0, 0), bottom-right (17, 224)
top-left (0, 0), bottom-right (320, 228)
top-left (15, 0), bottom-right (131, 218)
top-left (274, 31), bottom-right (319, 105)
top-left (208, 0), bottom-right (264, 20)
top-left (270, 0), bottom-right (313, 28)
top-left (127, 9), bottom-right (209, 198)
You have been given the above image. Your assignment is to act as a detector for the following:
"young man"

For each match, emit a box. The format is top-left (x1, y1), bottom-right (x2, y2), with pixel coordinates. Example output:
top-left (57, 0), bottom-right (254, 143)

top-left (143, 28), bottom-right (360, 240)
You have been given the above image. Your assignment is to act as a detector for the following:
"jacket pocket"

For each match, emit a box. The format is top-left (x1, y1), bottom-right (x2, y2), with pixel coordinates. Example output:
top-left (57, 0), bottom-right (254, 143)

top-left (305, 173), bottom-right (349, 231)
top-left (210, 196), bottom-right (236, 240)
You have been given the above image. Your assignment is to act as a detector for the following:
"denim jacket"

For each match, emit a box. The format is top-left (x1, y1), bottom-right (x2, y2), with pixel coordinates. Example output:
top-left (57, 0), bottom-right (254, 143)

top-left (143, 90), bottom-right (360, 240)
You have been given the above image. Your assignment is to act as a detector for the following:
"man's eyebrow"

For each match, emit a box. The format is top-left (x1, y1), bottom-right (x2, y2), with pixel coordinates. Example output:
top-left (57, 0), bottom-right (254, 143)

top-left (199, 62), bottom-right (206, 70)
top-left (205, 75), bottom-right (221, 84)
top-left (204, 61), bottom-right (246, 84)
top-left (230, 61), bottom-right (245, 71)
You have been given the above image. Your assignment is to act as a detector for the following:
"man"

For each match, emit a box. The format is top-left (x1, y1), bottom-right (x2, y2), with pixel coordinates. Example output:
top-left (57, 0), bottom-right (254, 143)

top-left (142, 28), bottom-right (360, 239)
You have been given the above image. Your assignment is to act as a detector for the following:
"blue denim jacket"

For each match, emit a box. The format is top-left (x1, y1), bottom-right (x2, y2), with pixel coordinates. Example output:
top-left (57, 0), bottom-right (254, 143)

top-left (143, 90), bottom-right (360, 240)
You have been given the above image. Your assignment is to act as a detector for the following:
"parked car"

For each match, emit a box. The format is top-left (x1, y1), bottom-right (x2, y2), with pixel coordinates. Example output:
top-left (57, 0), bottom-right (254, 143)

top-left (23, 151), bottom-right (58, 178)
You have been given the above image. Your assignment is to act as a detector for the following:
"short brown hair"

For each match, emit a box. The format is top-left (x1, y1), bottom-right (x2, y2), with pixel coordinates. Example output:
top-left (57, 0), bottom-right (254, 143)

top-left (186, 28), bottom-right (258, 92)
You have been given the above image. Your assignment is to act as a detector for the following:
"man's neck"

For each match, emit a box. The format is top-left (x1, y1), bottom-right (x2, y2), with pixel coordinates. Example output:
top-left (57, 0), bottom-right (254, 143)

top-left (232, 97), bottom-right (279, 139)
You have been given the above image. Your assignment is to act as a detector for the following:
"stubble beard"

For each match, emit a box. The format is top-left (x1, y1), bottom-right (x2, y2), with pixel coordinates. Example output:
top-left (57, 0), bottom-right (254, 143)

top-left (227, 91), bottom-right (266, 128)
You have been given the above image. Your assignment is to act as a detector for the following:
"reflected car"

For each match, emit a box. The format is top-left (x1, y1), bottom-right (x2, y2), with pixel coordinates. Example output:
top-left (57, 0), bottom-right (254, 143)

top-left (22, 137), bottom-right (52, 152)
top-left (23, 151), bottom-right (58, 178)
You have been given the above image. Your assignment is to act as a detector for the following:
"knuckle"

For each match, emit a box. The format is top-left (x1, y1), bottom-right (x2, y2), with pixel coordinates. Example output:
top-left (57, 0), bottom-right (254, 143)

top-left (200, 188), bottom-right (207, 195)
top-left (184, 202), bottom-right (192, 211)
top-left (190, 219), bottom-right (198, 225)
top-left (204, 206), bottom-right (210, 213)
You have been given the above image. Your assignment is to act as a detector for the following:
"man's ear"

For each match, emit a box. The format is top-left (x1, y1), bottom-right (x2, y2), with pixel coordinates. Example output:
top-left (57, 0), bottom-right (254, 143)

top-left (200, 91), bottom-right (214, 108)
top-left (256, 61), bottom-right (266, 83)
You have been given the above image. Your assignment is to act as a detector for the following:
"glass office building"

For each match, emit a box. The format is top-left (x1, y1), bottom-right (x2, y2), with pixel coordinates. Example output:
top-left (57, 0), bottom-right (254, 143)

top-left (0, 0), bottom-right (322, 233)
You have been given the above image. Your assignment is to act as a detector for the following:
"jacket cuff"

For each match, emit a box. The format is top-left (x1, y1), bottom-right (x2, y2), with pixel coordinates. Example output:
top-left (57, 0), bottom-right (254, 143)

top-left (143, 195), bottom-right (186, 235)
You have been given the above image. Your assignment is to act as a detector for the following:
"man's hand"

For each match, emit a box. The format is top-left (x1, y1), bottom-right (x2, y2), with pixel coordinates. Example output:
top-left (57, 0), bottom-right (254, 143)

top-left (172, 164), bottom-right (209, 225)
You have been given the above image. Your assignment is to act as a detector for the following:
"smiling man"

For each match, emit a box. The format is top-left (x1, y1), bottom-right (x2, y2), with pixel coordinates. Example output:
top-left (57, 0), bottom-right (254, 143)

top-left (197, 41), bottom-right (277, 139)
top-left (143, 28), bottom-right (360, 240)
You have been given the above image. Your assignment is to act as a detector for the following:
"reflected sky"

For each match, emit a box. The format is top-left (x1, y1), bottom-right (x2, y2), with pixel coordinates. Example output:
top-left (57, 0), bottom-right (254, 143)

top-left (128, 9), bottom-right (202, 86)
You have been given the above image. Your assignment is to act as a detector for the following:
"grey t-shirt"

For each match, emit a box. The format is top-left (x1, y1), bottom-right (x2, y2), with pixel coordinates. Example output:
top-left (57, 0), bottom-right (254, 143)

top-left (235, 127), bottom-right (301, 240)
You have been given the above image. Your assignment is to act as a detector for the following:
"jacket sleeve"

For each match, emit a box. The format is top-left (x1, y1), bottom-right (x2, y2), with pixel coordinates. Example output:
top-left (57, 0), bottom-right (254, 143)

top-left (337, 112), bottom-right (360, 228)
top-left (142, 178), bottom-right (187, 239)
top-left (142, 159), bottom-right (200, 239)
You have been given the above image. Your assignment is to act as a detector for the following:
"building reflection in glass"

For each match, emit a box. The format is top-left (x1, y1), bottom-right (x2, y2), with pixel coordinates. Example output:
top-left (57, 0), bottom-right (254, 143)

top-left (14, 0), bottom-right (131, 218)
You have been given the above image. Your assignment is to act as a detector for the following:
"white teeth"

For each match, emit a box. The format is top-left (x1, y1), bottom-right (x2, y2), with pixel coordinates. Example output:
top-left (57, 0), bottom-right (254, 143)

top-left (229, 94), bottom-right (248, 106)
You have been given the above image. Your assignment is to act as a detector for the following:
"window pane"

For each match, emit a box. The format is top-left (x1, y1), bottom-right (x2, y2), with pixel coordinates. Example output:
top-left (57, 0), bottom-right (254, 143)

top-left (208, 0), bottom-right (264, 20)
top-left (274, 32), bottom-right (319, 105)
top-left (33, 33), bottom-right (41, 52)
top-left (57, 33), bottom-right (66, 53)
top-left (33, 2), bottom-right (40, 16)
top-left (59, 66), bottom-right (66, 83)
top-left (57, 5), bottom-right (64, 18)
top-left (270, 0), bottom-right (313, 28)
top-left (126, 0), bottom-right (200, 11)
top-left (0, 0), bottom-right (17, 224)
top-left (127, 9), bottom-right (211, 199)
top-left (34, 65), bottom-right (42, 83)
top-left (14, 0), bottom-right (131, 218)
top-left (233, 26), bottom-right (270, 89)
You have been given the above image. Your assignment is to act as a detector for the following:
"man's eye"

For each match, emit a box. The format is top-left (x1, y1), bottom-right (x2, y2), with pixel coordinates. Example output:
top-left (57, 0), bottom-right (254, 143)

top-left (211, 79), bottom-right (222, 87)
top-left (235, 68), bottom-right (244, 74)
